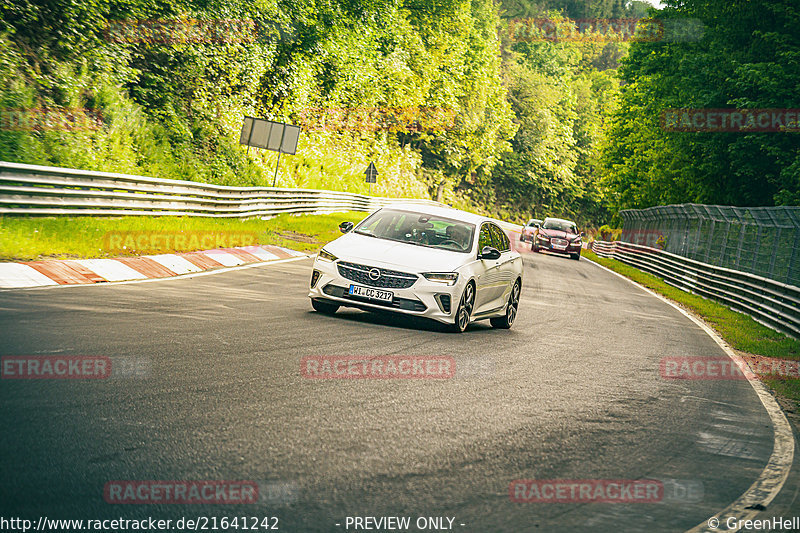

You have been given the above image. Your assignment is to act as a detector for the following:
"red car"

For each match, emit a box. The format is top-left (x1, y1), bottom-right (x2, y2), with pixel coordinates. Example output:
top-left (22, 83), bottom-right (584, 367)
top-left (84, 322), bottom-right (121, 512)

top-left (519, 218), bottom-right (542, 242)
top-left (531, 217), bottom-right (584, 260)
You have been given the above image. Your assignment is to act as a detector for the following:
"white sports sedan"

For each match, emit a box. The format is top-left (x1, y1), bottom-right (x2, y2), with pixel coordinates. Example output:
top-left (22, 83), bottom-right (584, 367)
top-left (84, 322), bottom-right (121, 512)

top-left (308, 205), bottom-right (523, 332)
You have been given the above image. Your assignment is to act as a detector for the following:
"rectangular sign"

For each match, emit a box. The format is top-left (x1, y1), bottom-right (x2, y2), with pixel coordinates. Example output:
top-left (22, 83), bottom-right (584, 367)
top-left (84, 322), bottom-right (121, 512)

top-left (266, 122), bottom-right (284, 151)
top-left (239, 116), bottom-right (254, 145)
top-left (250, 119), bottom-right (271, 149)
top-left (281, 124), bottom-right (300, 155)
top-left (239, 117), bottom-right (301, 153)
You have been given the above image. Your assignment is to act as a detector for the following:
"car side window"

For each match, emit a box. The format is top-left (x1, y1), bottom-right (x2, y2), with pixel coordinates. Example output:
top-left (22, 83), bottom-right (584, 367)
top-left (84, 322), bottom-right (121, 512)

top-left (489, 224), bottom-right (510, 252)
top-left (478, 224), bottom-right (493, 251)
top-left (501, 228), bottom-right (510, 251)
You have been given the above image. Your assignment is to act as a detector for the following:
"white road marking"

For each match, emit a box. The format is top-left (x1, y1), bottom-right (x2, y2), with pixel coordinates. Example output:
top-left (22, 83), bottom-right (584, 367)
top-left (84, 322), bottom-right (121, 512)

top-left (3, 255), bottom-right (312, 291)
top-left (279, 247), bottom-right (308, 257)
top-left (237, 246), bottom-right (280, 261)
top-left (203, 251), bottom-right (244, 267)
top-left (0, 263), bottom-right (59, 288)
top-left (584, 257), bottom-right (794, 533)
top-left (147, 254), bottom-right (203, 274)
top-left (74, 259), bottom-right (148, 282)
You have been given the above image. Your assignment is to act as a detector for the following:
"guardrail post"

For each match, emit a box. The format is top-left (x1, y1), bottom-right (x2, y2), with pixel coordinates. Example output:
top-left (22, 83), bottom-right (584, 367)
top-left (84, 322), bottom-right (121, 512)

top-left (768, 227), bottom-right (780, 278)
top-left (704, 219), bottom-right (715, 263)
top-left (734, 224), bottom-right (747, 270)
top-left (788, 231), bottom-right (800, 285)
top-left (751, 224), bottom-right (763, 273)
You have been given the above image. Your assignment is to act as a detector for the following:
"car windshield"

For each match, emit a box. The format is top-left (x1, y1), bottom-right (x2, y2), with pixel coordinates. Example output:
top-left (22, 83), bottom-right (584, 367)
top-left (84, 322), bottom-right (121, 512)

top-left (354, 209), bottom-right (475, 252)
top-left (542, 219), bottom-right (578, 233)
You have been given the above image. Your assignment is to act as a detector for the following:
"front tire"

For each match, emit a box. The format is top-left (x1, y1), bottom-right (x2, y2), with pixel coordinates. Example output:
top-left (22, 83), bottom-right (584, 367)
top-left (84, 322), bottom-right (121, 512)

top-left (311, 299), bottom-right (339, 314)
top-left (571, 252), bottom-right (580, 260)
top-left (532, 242), bottom-right (539, 252)
top-left (451, 282), bottom-right (475, 333)
top-left (491, 280), bottom-right (520, 329)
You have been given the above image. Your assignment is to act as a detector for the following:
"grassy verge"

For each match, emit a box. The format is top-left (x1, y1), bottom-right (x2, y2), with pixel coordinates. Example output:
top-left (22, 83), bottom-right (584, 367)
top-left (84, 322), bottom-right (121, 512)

top-left (0, 212), bottom-right (369, 261)
top-left (583, 248), bottom-right (800, 407)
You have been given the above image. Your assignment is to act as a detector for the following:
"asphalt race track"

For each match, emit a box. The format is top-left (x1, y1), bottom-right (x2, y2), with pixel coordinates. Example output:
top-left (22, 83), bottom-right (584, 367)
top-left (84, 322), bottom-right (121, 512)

top-left (0, 245), bottom-right (784, 532)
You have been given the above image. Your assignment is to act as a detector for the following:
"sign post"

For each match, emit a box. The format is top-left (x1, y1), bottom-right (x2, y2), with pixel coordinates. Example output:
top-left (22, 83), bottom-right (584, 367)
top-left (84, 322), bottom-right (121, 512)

top-left (364, 162), bottom-right (378, 195)
top-left (239, 117), bottom-right (301, 187)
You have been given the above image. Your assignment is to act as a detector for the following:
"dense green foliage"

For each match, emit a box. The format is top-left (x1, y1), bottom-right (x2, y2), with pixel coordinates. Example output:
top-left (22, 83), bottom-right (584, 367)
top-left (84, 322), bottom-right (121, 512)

top-left (3, 0), bottom-right (798, 228)
top-left (601, 0), bottom-right (800, 210)
top-left (1, 0), bottom-right (639, 227)
top-left (471, 0), bottom-right (651, 225)
top-left (0, 0), bottom-right (513, 200)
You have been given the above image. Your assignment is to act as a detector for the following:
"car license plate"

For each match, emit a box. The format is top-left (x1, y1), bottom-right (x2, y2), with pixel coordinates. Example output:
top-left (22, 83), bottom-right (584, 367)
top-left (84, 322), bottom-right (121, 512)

top-left (552, 243), bottom-right (567, 250)
top-left (349, 285), bottom-right (393, 302)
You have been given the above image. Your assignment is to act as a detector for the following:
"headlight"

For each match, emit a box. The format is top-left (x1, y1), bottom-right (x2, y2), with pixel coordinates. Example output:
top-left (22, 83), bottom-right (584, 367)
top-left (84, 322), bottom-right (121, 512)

top-left (317, 248), bottom-right (337, 262)
top-left (571, 237), bottom-right (582, 244)
top-left (538, 234), bottom-right (550, 240)
top-left (422, 272), bottom-right (459, 286)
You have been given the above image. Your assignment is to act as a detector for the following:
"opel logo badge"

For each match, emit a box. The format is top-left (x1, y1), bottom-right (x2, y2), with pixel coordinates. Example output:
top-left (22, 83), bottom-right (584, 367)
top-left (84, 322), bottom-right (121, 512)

top-left (369, 268), bottom-right (381, 280)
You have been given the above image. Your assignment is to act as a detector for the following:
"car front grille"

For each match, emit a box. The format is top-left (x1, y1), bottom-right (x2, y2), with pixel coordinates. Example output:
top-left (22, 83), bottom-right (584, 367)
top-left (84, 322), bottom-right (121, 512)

top-left (551, 238), bottom-right (568, 246)
top-left (337, 261), bottom-right (417, 289)
top-left (322, 284), bottom-right (426, 312)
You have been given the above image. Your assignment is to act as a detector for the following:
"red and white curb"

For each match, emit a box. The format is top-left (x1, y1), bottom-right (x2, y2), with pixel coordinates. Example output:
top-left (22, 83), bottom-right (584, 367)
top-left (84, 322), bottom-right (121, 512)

top-left (0, 245), bottom-right (310, 289)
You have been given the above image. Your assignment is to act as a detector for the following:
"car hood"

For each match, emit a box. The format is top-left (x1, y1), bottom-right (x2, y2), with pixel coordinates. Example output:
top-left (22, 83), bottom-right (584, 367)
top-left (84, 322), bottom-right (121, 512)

top-left (324, 233), bottom-right (469, 272)
top-left (540, 229), bottom-right (577, 239)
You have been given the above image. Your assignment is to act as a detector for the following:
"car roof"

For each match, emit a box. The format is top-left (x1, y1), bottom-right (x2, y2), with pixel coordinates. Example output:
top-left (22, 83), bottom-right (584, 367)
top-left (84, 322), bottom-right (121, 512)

top-left (380, 203), bottom-right (488, 225)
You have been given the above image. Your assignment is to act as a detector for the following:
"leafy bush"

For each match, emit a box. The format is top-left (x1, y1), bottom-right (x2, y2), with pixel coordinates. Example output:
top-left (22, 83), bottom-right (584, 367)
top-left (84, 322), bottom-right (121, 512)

top-left (597, 224), bottom-right (622, 241)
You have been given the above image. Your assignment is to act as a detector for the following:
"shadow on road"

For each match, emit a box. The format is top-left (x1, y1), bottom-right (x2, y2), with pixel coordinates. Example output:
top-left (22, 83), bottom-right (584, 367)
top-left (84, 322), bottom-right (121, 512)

top-left (306, 308), bottom-right (494, 334)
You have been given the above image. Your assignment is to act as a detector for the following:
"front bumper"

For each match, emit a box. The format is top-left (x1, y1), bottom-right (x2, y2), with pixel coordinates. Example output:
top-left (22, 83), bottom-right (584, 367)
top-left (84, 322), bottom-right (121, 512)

top-left (307, 258), bottom-right (463, 325)
top-left (536, 239), bottom-right (581, 254)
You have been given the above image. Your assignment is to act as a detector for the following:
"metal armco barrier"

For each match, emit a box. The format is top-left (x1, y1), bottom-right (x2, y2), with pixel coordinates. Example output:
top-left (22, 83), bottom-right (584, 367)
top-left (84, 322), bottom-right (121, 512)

top-left (0, 161), bottom-right (442, 217)
top-left (619, 204), bottom-right (800, 288)
top-left (591, 240), bottom-right (800, 339)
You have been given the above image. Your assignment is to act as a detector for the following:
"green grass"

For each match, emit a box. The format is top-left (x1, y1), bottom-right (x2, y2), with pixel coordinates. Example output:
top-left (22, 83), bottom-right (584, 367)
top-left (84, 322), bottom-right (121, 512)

top-left (0, 212), bottom-right (369, 261)
top-left (583, 249), bottom-right (800, 406)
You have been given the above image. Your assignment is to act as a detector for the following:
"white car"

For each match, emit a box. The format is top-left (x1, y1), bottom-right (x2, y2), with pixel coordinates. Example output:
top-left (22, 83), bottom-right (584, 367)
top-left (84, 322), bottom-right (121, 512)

top-left (308, 205), bottom-right (524, 332)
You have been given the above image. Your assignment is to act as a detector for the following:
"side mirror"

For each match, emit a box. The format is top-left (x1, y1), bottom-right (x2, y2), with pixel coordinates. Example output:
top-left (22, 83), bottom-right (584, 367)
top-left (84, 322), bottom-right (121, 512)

top-left (339, 221), bottom-right (354, 233)
top-left (478, 246), bottom-right (501, 260)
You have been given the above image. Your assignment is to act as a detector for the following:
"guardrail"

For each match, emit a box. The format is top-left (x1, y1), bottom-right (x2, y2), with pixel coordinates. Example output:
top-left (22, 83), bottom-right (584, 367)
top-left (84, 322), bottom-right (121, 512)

top-left (0, 161), bottom-right (442, 217)
top-left (591, 240), bottom-right (800, 340)
top-left (619, 203), bottom-right (800, 288)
